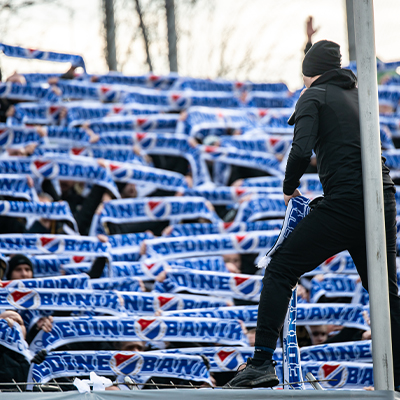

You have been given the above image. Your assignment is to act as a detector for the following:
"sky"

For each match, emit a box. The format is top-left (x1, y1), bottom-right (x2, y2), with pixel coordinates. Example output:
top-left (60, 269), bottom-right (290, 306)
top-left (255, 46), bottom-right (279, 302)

top-left (1, 0), bottom-right (400, 92)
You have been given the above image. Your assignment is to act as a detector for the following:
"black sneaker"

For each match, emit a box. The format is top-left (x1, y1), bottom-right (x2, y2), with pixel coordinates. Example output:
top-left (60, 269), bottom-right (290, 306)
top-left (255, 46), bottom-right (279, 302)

top-left (223, 358), bottom-right (279, 389)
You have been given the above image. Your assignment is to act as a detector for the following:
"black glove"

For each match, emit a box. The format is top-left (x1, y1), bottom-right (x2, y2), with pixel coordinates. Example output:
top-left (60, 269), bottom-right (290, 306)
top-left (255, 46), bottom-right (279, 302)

top-left (31, 349), bottom-right (47, 365)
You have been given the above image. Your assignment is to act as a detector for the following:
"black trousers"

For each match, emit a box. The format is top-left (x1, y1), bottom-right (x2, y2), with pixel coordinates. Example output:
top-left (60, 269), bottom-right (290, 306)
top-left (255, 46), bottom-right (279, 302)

top-left (255, 189), bottom-right (400, 384)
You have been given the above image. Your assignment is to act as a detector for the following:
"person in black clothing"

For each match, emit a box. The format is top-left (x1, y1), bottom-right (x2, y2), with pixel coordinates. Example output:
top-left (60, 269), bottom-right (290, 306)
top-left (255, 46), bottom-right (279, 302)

top-left (225, 40), bottom-right (400, 389)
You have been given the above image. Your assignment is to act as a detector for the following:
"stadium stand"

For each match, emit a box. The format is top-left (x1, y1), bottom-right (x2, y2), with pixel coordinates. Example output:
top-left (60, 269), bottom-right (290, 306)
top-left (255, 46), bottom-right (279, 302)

top-left (1, 42), bottom-right (400, 393)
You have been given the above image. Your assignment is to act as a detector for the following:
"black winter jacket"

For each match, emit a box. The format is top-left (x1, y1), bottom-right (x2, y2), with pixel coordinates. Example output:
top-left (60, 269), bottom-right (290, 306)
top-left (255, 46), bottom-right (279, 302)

top-left (284, 68), bottom-right (393, 198)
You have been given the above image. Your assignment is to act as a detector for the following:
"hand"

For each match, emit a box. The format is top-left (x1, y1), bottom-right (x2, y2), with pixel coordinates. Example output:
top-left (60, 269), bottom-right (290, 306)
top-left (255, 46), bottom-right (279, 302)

top-left (306, 16), bottom-right (318, 41)
top-left (37, 316), bottom-right (53, 333)
top-left (362, 329), bottom-right (371, 340)
top-left (0, 310), bottom-right (24, 327)
top-left (284, 189), bottom-right (302, 206)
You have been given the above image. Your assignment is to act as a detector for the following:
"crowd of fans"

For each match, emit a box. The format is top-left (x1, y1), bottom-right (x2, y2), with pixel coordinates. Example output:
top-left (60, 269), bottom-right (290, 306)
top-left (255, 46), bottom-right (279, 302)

top-left (0, 19), bottom-right (400, 392)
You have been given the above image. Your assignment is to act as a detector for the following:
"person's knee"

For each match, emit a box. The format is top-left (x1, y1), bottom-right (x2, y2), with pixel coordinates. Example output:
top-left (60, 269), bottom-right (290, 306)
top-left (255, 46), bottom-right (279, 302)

top-left (262, 263), bottom-right (298, 289)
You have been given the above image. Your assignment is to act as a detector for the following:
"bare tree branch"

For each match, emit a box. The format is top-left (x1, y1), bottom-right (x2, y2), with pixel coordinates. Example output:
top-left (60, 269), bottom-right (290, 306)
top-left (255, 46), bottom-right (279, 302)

top-left (134, 0), bottom-right (153, 71)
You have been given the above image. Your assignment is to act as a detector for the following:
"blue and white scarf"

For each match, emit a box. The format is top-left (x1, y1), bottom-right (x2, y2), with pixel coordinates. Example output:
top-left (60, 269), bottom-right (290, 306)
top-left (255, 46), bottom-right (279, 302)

top-left (110, 262), bottom-right (151, 279)
top-left (0, 200), bottom-right (78, 232)
top-left (85, 114), bottom-right (179, 134)
top-left (157, 340), bottom-right (372, 373)
top-left (61, 262), bottom-right (95, 276)
top-left (163, 220), bottom-right (283, 237)
top-left (0, 125), bottom-right (44, 148)
top-left (0, 82), bottom-right (59, 102)
top-left (181, 186), bottom-right (281, 205)
top-left (124, 90), bottom-right (241, 111)
top-left (133, 132), bottom-right (211, 186)
top-left (282, 286), bottom-right (304, 389)
top-left (310, 274), bottom-right (362, 303)
top-left (53, 80), bottom-right (131, 103)
top-left (301, 361), bottom-right (373, 390)
top-left (0, 288), bottom-right (124, 315)
top-left (120, 292), bottom-right (231, 315)
top-left (165, 256), bottom-right (228, 273)
top-left (143, 231), bottom-right (279, 262)
top-left (112, 257), bottom-right (228, 279)
top-left (154, 269), bottom-right (262, 301)
top-left (234, 194), bottom-right (288, 223)
top-left (240, 176), bottom-right (283, 188)
top-left (0, 319), bottom-right (33, 361)
top-left (200, 145), bottom-right (283, 177)
top-left (151, 346), bottom-right (254, 372)
top-left (89, 277), bottom-right (143, 292)
top-left (246, 92), bottom-right (295, 109)
top-left (165, 303), bottom-right (370, 330)
top-left (91, 197), bottom-right (219, 235)
top-left (0, 234), bottom-right (111, 255)
top-left (0, 43), bottom-right (86, 71)
top-left (30, 255), bottom-right (62, 277)
top-left (33, 144), bottom-right (146, 165)
top-left (220, 134), bottom-right (292, 158)
top-left (29, 316), bottom-right (249, 353)
top-left (0, 174), bottom-right (38, 201)
top-left (28, 351), bottom-right (211, 385)
top-left (87, 72), bottom-right (178, 89)
top-left (10, 103), bottom-right (66, 126)
top-left (176, 106), bottom-right (257, 139)
top-left (66, 102), bottom-right (162, 126)
top-left (0, 157), bottom-right (120, 198)
top-left (105, 160), bottom-right (188, 191)
top-left (107, 232), bottom-right (154, 262)
top-left (0, 274), bottom-right (89, 290)
top-left (46, 126), bottom-right (91, 145)
top-left (258, 196), bottom-right (311, 268)
top-left (303, 251), bottom-right (358, 277)
top-left (301, 340), bottom-right (372, 364)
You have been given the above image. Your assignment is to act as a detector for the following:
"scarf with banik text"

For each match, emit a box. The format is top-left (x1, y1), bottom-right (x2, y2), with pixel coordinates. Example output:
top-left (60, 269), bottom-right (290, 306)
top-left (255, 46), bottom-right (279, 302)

top-left (29, 316), bottom-right (249, 354)
top-left (28, 351), bottom-right (211, 386)
top-left (164, 303), bottom-right (370, 330)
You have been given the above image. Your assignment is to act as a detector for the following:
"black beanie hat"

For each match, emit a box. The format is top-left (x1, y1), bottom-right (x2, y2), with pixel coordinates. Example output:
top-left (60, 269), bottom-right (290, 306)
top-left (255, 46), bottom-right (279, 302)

top-left (302, 40), bottom-right (342, 77)
top-left (5, 254), bottom-right (33, 280)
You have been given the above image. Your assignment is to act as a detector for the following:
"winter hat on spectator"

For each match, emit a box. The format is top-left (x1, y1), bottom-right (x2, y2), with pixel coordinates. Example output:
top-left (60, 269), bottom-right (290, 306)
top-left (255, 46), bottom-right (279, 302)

top-left (302, 40), bottom-right (342, 77)
top-left (5, 254), bottom-right (33, 280)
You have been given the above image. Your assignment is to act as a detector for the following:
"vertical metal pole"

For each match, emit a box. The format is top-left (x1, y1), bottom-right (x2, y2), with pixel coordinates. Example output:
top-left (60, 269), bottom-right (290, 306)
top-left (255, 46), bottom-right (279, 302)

top-left (165, 0), bottom-right (178, 72)
top-left (103, 0), bottom-right (118, 71)
top-left (353, 0), bottom-right (394, 391)
top-left (345, 0), bottom-right (356, 62)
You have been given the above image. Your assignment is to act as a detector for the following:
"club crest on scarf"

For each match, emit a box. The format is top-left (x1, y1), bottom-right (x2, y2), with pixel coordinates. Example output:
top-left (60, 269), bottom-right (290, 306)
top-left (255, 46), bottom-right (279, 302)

top-left (135, 132), bottom-right (156, 149)
top-left (31, 160), bottom-right (59, 179)
top-left (154, 294), bottom-right (183, 311)
top-left (7, 288), bottom-right (40, 309)
top-left (229, 275), bottom-right (262, 298)
top-left (317, 363), bottom-right (348, 388)
top-left (134, 317), bottom-right (167, 341)
top-left (214, 348), bottom-right (245, 371)
top-left (25, 48), bottom-right (45, 59)
top-left (110, 352), bottom-right (144, 375)
top-left (108, 163), bottom-right (132, 180)
top-left (47, 105), bottom-right (63, 123)
top-left (38, 236), bottom-right (64, 253)
top-left (135, 118), bottom-right (155, 132)
top-left (98, 86), bottom-right (119, 102)
top-left (145, 200), bottom-right (170, 219)
top-left (169, 92), bottom-right (191, 109)
top-left (233, 234), bottom-right (257, 252)
top-left (142, 261), bottom-right (164, 278)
